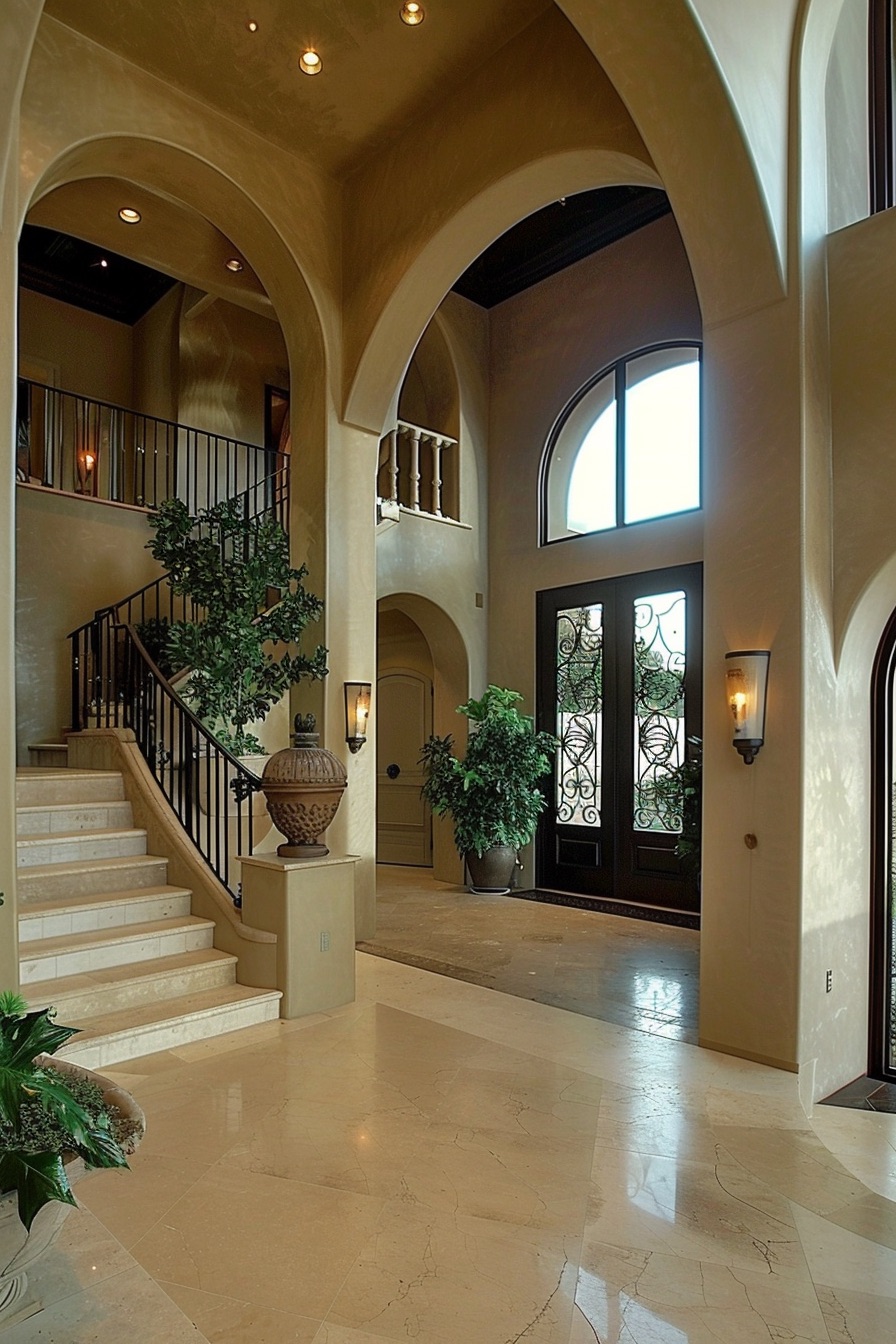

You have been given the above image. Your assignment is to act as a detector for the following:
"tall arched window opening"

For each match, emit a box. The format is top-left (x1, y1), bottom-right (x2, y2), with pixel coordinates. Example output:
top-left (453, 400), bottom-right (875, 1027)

top-left (541, 342), bottom-right (701, 544)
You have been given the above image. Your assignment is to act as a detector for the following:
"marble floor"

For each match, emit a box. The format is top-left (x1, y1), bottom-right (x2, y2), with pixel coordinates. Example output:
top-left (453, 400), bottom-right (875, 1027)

top-left (362, 864), bottom-right (700, 1042)
top-left (11, 950), bottom-right (896, 1343)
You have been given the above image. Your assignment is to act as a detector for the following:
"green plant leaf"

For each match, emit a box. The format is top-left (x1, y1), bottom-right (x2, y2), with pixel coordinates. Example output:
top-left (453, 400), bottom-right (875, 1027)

top-left (0, 1150), bottom-right (77, 1232)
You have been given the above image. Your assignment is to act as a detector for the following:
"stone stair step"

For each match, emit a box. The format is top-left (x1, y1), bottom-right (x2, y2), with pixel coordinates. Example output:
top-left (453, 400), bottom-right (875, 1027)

top-left (16, 827), bottom-right (147, 868)
top-left (15, 770), bottom-right (125, 807)
top-left (55, 984), bottom-right (283, 1070)
top-left (20, 915), bottom-right (215, 984)
top-left (16, 854), bottom-right (169, 903)
top-left (18, 886), bottom-right (193, 942)
top-left (16, 800), bottom-right (134, 837)
top-left (27, 744), bottom-right (69, 769)
top-left (23, 948), bottom-right (239, 1020)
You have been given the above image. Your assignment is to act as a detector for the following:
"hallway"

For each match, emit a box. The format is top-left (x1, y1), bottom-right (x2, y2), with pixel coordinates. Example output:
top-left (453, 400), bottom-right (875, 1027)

top-left (362, 865), bottom-right (699, 1042)
top-left (14, 950), bottom-right (896, 1343)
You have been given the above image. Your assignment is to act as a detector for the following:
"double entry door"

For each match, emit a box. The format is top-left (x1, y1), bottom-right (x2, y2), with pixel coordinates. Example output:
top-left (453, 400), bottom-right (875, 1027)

top-left (536, 564), bottom-right (702, 914)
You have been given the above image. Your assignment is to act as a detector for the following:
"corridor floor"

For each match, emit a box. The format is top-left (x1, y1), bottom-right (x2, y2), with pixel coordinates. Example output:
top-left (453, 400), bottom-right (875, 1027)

top-left (361, 864), bottom-right (699, 1043)
top-left (14, 951), bottom-right (896, 1343)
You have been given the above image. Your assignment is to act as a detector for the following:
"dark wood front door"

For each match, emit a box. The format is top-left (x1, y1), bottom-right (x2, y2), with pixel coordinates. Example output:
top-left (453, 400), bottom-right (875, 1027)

top-left (536, 564), bottom-right (702, 914)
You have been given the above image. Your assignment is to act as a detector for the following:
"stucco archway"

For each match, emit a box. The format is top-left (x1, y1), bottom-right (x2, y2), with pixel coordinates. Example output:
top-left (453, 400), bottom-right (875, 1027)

top-left (345, 149), bottom-right (663, 434)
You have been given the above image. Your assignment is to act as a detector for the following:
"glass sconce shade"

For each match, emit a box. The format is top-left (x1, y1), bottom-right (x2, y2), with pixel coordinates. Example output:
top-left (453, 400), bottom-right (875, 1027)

top-left (344, 682), bottom-right (372, 753)
top-left (725, 650), bottom-right (770, 764)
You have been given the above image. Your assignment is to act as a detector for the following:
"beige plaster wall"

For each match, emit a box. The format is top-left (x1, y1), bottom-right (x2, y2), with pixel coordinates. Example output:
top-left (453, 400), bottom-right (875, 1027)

top-left (376, 294), bottom-right (488, 880)
top-left (488, 213), bottom-right (702, 887)
top-left (18, 288), bottom-right (134, 404)
top-left (177, 293), bottom-right (288, 448)
top-left (343, 5), bottom-right (655, 429)
top-left (15, 485), bottom-right (162, 760)
top-left (555, 0), bottom-right (785, 326)
top-left (132, 285), bottom-right (180, 423)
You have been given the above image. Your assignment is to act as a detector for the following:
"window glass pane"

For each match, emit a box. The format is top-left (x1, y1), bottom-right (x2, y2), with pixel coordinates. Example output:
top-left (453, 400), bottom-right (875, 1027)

top-left (566, 399), bottom-right (616, 534)
top-left (545, 370), bottom-right (614, 540)
top-left (556, 604), bottom-right (602, 828)
top-left (632, 589), bottom-right (686, 832)
top-left (624, 348), bottom-right (700, 525)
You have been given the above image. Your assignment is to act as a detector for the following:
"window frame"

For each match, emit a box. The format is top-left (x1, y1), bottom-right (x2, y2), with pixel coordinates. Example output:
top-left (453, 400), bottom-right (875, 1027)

top-left (869, 0), bottom-right (895, 213)
top-left (539, 340), bottom-right (703, 547)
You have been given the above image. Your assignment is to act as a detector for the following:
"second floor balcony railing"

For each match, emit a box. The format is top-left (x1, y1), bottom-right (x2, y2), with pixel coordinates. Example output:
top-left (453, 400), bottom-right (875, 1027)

top-left (377, 419), bottom-right (459, 521)
top-left (16, 378), bottom-right (288, 525)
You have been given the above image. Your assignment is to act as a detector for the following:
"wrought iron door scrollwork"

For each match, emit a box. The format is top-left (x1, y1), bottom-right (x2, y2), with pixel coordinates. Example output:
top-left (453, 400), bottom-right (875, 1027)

top-left (556, 606), bottom-right (603, 827)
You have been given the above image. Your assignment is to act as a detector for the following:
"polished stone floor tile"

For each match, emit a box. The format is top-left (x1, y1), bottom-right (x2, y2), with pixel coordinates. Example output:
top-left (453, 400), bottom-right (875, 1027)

top-left (17, 946), bottom-right (896, 1343)
top-left (364, 865), bottom-right (699, 1040)
top-left (0, 1265), bottom-right (201, 1343)
top-left (328, 1200), bottom-right (578, 1344)
top-left (160, 1281), bottom-right (321, 1343)
top-left (574, 1242), bottom-right (830, 1343)
top-left (130, 1165), bottom-right (385, 1319)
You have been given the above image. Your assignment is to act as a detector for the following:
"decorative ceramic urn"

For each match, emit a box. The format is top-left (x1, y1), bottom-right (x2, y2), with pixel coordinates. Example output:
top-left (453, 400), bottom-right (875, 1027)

top-left (261, 714), bottom-right (348, 858)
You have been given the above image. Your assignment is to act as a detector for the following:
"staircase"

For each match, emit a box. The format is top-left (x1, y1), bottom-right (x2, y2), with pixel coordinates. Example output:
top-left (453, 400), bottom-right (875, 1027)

top-left (16, 767), bottom-right (281, 1069)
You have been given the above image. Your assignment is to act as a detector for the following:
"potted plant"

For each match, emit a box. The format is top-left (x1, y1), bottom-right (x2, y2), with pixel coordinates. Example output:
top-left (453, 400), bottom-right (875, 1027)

top-left (651, 735), bottom-right (702, 878)
top-left (420, 685), bottom-right (558, 892)
top-left (0, 992), bottom-right (144, 1329)
top-left (147, 497), bottom-right (328, 762)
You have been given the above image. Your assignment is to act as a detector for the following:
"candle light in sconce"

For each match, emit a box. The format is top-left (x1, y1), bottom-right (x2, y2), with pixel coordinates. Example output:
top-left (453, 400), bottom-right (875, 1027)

top-left (725, 651), bottom-right (770, 764)
top-left (344, 682), bottom-right (372, 753)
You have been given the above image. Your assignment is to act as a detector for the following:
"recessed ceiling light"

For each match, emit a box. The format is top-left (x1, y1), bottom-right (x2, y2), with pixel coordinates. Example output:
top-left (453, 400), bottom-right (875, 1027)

top-left (226, 258), bottom-right (244, 272)
top-left (246, 19), bottom-right (258, 32)
top-left (299, 48), bottom-right (322, 75)
top-left (100, 258), bottom-right (108, 269)
top-left (400, 2), bottom-right (425, 24)
top-left (118, 207), bottom-right (141, 224)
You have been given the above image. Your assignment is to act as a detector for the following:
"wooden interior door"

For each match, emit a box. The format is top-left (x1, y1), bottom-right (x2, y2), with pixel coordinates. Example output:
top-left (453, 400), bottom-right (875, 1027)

top-left (376, 668), bottom-right (433, 866)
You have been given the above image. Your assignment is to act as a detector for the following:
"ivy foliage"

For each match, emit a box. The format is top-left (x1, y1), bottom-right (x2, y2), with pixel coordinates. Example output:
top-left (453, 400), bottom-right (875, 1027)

top-left (420, 686), bottom-right (558, 857)
top-left (0, 994), bottom-right (129, 1231)
top-left (650, 735), bottom-right (703, 872)
top-left (557, 609), bottom-right (683, 718)
top-left (147, 498), bottom-right (327, 756)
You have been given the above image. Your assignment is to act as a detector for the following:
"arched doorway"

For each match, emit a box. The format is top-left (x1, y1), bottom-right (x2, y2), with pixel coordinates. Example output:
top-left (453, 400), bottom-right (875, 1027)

top-left (870, 605), bottom-right (896, 1079)
top-left (376, 610), bottom-right (434, 867)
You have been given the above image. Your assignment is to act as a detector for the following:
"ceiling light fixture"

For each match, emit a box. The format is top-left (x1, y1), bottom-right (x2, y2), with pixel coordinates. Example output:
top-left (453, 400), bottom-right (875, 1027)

top-left (225, 258), bottom-right (244, 272)
top-left (299, 48), bottom-right (322, 75)
top-left (246, 19), bottom-right (258, 32)
top-left (400, 2), bottom-right (425, 24)
top-left (118, 207), bottom-right (141, 224)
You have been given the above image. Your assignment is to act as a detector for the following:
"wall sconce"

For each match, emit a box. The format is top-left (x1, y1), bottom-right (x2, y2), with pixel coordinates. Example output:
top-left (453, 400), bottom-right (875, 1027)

top-left (725, 650), bottom-right (770, 764)
top-left (344, 682), bottom-right (371, 753)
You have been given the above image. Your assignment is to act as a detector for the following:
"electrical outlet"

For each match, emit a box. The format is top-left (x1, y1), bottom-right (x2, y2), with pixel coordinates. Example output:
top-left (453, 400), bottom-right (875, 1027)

top-left (825, 969), bottom-right (832, 993)
top-left (320, 931), bottom-right (330, 952)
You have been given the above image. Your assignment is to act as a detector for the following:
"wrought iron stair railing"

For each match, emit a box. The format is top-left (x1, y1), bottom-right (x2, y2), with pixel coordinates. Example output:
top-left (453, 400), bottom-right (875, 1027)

top-left (115, 623), bottom-right (259, 905)
top-left (17, 377), bottom-right (288, 519)
top-left (68, 468), bottom-right (289, 906)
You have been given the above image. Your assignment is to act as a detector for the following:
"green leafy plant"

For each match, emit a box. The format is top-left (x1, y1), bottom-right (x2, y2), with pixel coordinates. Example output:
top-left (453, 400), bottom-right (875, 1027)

top-left (650, 735), bottom-right (703, 874)
top-left (420, 686), bottom-right (558, 857)
top-left (147, 497), bottom-right (328, 755)
top-left (0, 994), bottom-right (130, 1231)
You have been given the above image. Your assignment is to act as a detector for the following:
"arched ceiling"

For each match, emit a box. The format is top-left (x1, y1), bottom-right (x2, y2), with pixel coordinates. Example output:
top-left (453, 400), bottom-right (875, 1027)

top-left (43, 0), bottom-right (552, 179)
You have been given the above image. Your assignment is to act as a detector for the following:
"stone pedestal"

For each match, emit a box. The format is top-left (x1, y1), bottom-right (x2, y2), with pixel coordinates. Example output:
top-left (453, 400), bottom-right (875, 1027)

top-left (238, 854), bottom-right (358, 1018)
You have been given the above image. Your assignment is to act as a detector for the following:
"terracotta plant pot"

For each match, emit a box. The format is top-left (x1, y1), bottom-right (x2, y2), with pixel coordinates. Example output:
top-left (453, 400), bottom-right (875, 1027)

top-left (261, 727), bottom-right (347, 858)
top-left (465, 845), bottom-right (518, 893)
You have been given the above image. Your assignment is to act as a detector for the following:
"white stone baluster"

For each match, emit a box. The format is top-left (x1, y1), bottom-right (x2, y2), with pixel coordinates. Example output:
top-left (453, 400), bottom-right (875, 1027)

top-left (429, 435), bottom-right (443, 516)
top-left (386, 428), bottom-right (399, 503)
top-left (408, 425), bottom-right (421, 511)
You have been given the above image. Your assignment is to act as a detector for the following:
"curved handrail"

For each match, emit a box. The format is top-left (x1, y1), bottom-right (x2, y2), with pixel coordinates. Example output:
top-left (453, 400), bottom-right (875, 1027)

top-left (117, 623), bottom-right (263, 906)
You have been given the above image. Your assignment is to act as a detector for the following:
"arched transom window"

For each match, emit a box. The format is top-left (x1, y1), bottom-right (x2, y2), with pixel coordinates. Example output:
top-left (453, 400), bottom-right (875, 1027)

top-left (542, 343), bottom-right (702, 543)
